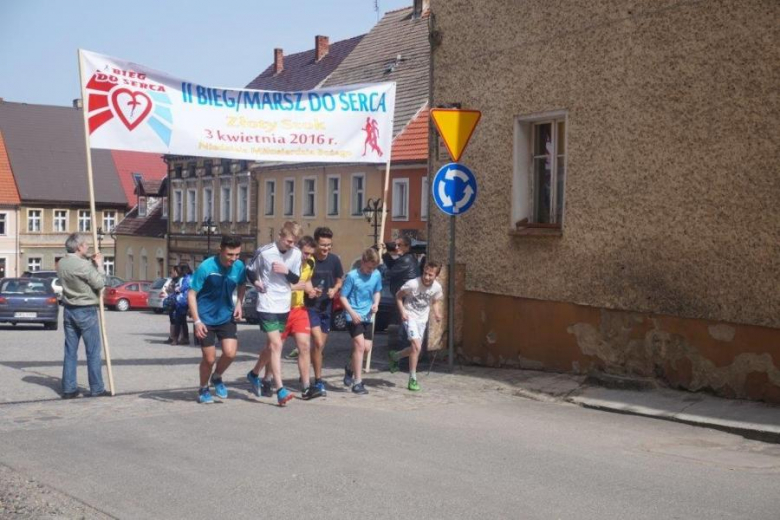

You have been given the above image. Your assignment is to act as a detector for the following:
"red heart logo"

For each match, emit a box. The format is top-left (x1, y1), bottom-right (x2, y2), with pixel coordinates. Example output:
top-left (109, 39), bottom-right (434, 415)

top-left (110, 88), bottom-right (153, 131)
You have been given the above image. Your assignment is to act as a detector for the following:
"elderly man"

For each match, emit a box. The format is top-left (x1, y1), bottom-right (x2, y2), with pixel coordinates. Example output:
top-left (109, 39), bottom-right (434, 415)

top-left (56, 233), bottom-right (108, 399)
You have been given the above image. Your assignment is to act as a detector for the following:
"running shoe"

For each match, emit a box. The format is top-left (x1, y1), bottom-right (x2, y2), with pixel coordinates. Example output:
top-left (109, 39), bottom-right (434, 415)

top-left (302, 386), bottom-right (324, 400)
top-left (212, 378), bottom-right (228, 399)
top-left (343, 365), bottom-right (354, 387)
top-left (388, 350), bottom-right (400, 374)
top-left (407, 378), bottom-right (421, 392)
top-left (277, 387), bottom-right (294, 406)
top-left (261, 379), bottom-right (273, 397)
top-left (198, 387), bottom-right (214, 404)
top-left (286, 347), bottom-right (299, 359)
top-left (351, 382), bottom-right (368, 395)
top-left (314, 379), bottom-right (327, 396)
top-left (246, 371), bottom-right (262, 397)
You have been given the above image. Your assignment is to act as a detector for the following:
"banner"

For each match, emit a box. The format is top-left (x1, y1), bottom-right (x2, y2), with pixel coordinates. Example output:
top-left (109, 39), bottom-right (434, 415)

top-left (79, 50), bottom-right (396, 163)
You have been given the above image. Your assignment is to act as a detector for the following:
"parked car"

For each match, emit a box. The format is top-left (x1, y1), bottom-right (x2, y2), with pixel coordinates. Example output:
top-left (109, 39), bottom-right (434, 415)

top-left (30, 270), bottom-right (58, 280)
top-left (105, 275), bottom-right (126, 288)
top-left (0, 278), bottom-right (59, 329)
top-left (146, 277), bottom-right (173, 313)
top-left (103, 281), bottom-right (152, 311)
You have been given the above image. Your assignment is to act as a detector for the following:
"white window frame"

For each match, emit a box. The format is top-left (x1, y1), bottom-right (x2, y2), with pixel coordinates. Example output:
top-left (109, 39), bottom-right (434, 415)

top-left (302, 176), bottom-right (316, 218)
top-left (138, 196), bottom-right (148, 217)
top-left (326, 175), bottom-right (340, 217)
top-left (264, 180), bottom-right (276, 216)
top-left (162, 197), bottom-right (168, 218)
top-left (203, 187), bottom-right (214, 221)
top-left (27, 257), bottom-right (42, 272)
top-left (0, 212), bottom-right (6, 236)
top-left (391, 178), bottom-right (409, 221)
top-left (103, 256), bottom-right (115, 276)
top-left (350, 173), bottom-right (365, 217)
top-left (78, 210), bottom-right (91, 233)
top-left (237, 183), bottom-right (249, 222)
top-left (186, 189), bottom-right (197, 222)
top-left (513, 111), bottom-right (567, 228)
top-left (102, 210), bottom-right (116, 232)
top-left (421, 177), bottom-right (429, 221)
top-left (53, 209), bottom-right (69, 233)
top-left (220, 185), bottom-right (232, 222)
top-left (283, 178), bottom-right (295, 217)
top-left (27, 208), bottom-right (42, 233)
top-left (173, 190), bottom-right (183, 222)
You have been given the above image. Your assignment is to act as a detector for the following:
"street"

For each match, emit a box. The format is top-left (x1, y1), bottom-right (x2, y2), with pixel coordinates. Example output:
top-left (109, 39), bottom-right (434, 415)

top-left (1, 311), bottom-right (779, 519)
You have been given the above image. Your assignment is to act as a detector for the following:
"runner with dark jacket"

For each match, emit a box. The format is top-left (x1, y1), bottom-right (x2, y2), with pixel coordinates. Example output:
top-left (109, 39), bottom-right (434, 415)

top-left (387, 236), bottom-right (419, 295)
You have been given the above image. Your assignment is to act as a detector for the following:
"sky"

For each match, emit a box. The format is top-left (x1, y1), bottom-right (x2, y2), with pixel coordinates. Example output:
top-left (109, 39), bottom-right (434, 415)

top-left (0, 0), bottom-right (413, 107)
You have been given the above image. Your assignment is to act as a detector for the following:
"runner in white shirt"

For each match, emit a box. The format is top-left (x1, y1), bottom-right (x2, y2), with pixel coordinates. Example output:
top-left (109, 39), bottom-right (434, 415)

top-left (246, 222), bottom-right (302, 406)
top-left (388, 261), bottom-right (444, 392)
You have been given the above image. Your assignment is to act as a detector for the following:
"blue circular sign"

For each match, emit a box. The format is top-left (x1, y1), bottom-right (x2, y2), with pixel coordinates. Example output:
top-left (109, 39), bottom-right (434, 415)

top-left (432, 162), bottom-right (478, 216)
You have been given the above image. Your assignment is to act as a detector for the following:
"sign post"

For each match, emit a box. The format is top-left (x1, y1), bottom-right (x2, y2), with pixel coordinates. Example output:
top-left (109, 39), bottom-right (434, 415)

top-left (430, 108), bottom-right (481, 371)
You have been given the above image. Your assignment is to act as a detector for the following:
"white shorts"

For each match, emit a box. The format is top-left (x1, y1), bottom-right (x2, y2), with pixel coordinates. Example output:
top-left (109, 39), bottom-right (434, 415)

top-left (403, 320), bottom-right (427, 341)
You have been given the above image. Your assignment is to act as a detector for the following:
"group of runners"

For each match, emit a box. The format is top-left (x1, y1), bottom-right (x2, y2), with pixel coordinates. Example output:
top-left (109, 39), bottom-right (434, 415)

top-left (188, 222), bottom-right (443, 405)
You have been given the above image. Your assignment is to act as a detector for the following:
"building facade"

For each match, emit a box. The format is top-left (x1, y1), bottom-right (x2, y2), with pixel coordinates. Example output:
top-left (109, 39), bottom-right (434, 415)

top-left (428, 0), bottom-right (780, 402)
top-left (115, 178), bottom-right (168, 281)
top-left (0, 130), bottom-right (21, 278)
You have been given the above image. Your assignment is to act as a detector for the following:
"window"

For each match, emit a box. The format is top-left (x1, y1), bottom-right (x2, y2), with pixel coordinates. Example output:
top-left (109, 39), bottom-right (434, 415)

top-left (140, 254), bottom-right (148, 280)
top-left (103, 210), bottom-right (116, 232)
top-left (27, 209), bottom-right (42, 232)
top-left (161, 197), bottom-right (168, 218)
top-left (303, 178), bottom-right (316, 217)
top-left (203, 187), bottom-right (214, 220)
top-left (238, 184), bottom-right (249, 222)
top-left (54, 210), bottom-right (68, 233)
top-left (173, 190), bottom-right (183, 222)
top-left (514, 113), bottom-right (567, 227)
top-left (187, 189), bottom-right (197, 222)
top-left (126, 254), bottom-right (134, 279)
top-left (138, 196), bottom-right (148, 217)
top-left (392, 179), bottom-right (409, 220)
top-left (27, 257), bottom-right (42, 272)
top-left (351, 174), bottom-right (365, 216)
top-left (220, 186), bottom-right (232, 222)
top-left (421, 178), bottom-right (429, 221)
top-left (327, 175), bottom-right (340, 216)
top-left (283, 178), bottom-right (295, 216)
top-left (78, 210), bottom-right (91, 232)
top-left (0, 213), bottom-right (5, 235)
top-left (132, 172), bottom-right (143, 186)
top-left (103, 256), bottom-right (115, 276)
top-left (264, 180), bottom-right (275, 216)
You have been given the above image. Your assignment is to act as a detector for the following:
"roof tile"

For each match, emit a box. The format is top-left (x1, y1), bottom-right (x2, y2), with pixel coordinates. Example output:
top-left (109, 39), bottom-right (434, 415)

top-left (0, 131), bottom-right (21, 205)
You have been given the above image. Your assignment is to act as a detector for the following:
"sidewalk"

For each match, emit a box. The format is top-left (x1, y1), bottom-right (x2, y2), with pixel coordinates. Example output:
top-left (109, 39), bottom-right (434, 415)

top-left (432, 363), bottom-right (780, 444)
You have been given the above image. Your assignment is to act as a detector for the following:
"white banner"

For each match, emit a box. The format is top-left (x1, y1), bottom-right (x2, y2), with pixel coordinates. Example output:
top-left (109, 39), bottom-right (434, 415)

top-left (79, 50), bottom-right (396, 163)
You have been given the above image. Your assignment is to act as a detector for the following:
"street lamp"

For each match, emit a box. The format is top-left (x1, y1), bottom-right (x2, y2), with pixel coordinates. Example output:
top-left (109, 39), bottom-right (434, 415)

top-left (362, 198), bottom-right (383, 248)
top-left (201, 217), bottom-right (218, 254)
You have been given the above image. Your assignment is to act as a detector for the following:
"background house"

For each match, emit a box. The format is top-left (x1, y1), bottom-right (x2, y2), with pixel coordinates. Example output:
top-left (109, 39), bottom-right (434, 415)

top-left (428, 0), bottom-right (780, 402)
top-left (0, 130), bottom-right (21, 278)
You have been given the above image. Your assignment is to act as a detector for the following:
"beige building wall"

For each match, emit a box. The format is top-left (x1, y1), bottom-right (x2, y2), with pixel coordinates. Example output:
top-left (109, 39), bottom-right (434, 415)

top-left (115, 235), bottom-right (166, 281)
top-left (429, 0), bottom-right (780, 401)
top-left (0, 206), bottom-right (20, 277)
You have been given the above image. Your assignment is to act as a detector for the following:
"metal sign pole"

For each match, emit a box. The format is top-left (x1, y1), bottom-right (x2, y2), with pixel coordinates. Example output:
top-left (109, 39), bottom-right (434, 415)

top-left (448, 215), bottom-right (455, 371)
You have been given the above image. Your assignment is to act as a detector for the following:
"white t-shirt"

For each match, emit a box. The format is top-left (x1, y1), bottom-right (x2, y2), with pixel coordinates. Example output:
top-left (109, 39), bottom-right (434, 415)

top-left (400, 278), bottom-right (443, 323)
top-left (248, 242), bottom-right (302, 313)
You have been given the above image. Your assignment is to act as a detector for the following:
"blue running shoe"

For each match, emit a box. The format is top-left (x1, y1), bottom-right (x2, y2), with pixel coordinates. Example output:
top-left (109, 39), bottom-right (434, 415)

top-left (314, 379), bottom-right (327, 397)
top-left (212, 379), bottom-right (228, 399)
top-left (247, 371), bottom-right (262, 397)
top-left (261, 379), bottom-right (273, 398)
top-left (198, 387), bottom-right (214, 404)
top-left (277, 387), bottom-right (294, 407)
top-left (343, 365), bottom-right (354, 387)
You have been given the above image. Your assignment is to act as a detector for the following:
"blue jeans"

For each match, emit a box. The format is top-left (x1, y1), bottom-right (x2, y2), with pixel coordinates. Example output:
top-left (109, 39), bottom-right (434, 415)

top-left (62, 306), bottom-right (104, 395)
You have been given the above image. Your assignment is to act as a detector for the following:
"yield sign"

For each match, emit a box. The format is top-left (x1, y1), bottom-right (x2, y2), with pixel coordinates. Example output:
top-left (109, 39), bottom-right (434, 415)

top-left (430, 108), bottom-right (482, 162)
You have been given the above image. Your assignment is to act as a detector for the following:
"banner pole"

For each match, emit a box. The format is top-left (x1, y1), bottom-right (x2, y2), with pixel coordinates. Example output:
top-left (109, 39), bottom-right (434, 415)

top-left (365, 149), bottom-right (393, 373)
top-left (77, 49), bottom-right (116, 396)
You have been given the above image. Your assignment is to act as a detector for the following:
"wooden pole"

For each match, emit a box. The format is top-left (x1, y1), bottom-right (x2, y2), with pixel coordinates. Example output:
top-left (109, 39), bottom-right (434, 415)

top-left (77, 49), bottom-right (116, 395)
top-left (364, 149), bottom-right (393, 373)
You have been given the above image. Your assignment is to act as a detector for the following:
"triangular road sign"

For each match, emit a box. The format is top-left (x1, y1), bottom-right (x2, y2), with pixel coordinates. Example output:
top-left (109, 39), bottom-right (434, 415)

top-left (430, 108), bottom-right (481, 162)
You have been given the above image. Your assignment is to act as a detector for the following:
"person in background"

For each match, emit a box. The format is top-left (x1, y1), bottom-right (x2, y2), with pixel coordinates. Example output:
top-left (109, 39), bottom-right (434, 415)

top-left (164, 265), bottom-right (180, 344)
top-left (57, 233), bottom-right (108, 398)
top-left (172, 265), bottom-right (192, 345)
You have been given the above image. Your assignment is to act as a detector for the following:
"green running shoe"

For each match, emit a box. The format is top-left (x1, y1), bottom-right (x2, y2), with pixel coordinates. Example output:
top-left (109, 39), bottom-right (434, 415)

top-left (388, 350), bottom-right (400, 373)
top-left (407, 378), bottom-right (421, 392)
top-left (286, 347), bottom-right (299, 359)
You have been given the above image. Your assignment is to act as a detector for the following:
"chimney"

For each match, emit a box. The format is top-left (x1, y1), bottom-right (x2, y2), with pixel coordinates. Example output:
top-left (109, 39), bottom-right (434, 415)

top-left (315, 35), bottom-right (329, 62)
top-left (73, 98), bottom-right (83, 109)
top-left (274, 48), bottom-right (284, 74)
top-left (412, 0), bottom-right (429, 17)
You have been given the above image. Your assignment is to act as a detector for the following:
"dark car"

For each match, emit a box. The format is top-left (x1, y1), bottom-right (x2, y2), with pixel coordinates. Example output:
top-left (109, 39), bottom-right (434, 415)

top-left (30, 270), bottom-right (58, 280)
top-left (0, 278), bottom-right (60, 329)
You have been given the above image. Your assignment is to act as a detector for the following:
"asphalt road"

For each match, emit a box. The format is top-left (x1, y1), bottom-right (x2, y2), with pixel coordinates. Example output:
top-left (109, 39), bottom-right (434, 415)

top-left (1, 311), bottom-right (779, 519)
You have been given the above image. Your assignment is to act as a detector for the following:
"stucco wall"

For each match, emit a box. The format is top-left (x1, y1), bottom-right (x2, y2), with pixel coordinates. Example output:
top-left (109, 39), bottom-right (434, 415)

top-left (0, 207), bottom-right (19, 277)
top-left (115, 235), bottom-right (165, 281)
top-left (429, 0), bottom-right (780, 328)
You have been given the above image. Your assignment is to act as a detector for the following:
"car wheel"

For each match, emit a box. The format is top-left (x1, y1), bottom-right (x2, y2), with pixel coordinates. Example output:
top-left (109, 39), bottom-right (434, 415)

top-left (44, 321), bottom-right (58, 331)
top-left (331, 310), bottom-right (347, 331)
top-left (153, 308), bottom-right (163, 314)
top-left (116, 299), bottom-right (130, 312)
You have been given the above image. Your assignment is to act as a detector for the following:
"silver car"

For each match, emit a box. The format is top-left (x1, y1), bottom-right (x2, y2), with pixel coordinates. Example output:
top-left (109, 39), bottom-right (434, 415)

top-left (146, 277), bottom-right (172, 313)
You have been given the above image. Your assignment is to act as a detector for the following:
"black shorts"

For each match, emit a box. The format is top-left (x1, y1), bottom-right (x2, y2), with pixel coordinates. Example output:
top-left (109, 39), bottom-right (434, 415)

top-left (198, 321), bottom-right (237, 348)
top-left (347, 321), bottom-right (374, 341)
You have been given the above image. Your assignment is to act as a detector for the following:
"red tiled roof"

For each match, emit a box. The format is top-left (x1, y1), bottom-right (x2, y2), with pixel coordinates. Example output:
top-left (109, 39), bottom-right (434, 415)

top-left (114, 202), bottom-right (167, 238)
top-left (0, 131), bottom-right (21, 205)
top-left (110, 150), bottom-right (167, 208)
top-left (391, 106), bottom-right (428, 162)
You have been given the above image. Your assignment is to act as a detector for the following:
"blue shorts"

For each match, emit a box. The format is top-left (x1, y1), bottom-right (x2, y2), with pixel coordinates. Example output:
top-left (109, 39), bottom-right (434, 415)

top-left (307, 307), bottom-right (332, 334)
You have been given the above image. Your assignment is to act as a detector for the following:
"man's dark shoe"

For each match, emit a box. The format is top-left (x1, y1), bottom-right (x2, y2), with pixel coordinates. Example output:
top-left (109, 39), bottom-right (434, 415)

top-left (302, 386), bottom-right (324, 400)
top-left (88, 390), bottom-right (112, 397)
top-left (61, 390), bottom-right (80, 399)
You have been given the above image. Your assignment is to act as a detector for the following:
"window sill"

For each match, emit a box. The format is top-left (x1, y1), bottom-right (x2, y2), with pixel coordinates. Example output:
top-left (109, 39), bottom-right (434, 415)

top-left (509, 225), bottom-right (562, 237)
